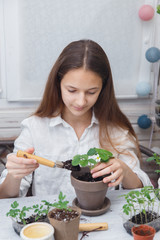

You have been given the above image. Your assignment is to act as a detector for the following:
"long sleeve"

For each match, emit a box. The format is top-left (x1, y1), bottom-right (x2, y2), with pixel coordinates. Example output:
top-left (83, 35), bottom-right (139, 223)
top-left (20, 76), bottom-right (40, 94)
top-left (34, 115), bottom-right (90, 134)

top-left (0, 118), bottom-right (34, 197)
top-left (109, 127), bottom-right (152, 187)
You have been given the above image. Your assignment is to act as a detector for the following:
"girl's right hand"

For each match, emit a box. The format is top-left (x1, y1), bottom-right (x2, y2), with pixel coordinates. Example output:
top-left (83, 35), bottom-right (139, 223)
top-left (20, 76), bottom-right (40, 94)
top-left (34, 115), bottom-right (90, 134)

top-left (6, 148), bottom-right (39, 180)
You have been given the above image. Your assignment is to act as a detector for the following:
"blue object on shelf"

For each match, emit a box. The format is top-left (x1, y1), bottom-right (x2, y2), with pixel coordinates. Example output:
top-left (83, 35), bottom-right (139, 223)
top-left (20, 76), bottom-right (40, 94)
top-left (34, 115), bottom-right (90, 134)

top-left (137, 115), bottom-right (152, 129)
top-left (145, 47), bottom-right (160, 63)
top-left (136, 81), bottom-right (151, 96)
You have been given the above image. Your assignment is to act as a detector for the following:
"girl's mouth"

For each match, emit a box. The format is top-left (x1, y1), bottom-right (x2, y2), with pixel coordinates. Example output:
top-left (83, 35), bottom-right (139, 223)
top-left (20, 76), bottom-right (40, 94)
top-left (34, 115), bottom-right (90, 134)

top-left (73, 106), bottom-right (85, 111)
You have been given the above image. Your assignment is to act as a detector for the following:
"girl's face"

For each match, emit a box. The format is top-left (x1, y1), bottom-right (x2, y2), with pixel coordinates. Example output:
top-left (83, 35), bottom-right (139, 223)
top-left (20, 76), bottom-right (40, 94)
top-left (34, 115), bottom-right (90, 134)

top-left (60, 68), bottom-right (103, 118)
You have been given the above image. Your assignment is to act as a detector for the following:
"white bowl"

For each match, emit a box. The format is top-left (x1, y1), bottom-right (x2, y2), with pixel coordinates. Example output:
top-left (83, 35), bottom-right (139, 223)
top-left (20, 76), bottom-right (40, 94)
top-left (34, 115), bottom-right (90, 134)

top-left (20, 222), bottom-right (54, 240)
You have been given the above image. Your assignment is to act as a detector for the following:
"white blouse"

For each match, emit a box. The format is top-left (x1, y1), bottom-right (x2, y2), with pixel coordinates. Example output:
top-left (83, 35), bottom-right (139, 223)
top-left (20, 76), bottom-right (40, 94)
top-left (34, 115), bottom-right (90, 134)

top-left (0, 114), bottom-right (152, 197)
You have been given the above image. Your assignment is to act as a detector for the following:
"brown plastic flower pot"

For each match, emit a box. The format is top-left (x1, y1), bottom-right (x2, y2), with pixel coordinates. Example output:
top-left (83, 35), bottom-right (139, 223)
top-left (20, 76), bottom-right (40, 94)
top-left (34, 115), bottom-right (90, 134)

top-left (131, 225), bottom-right (156, 240)
top-left (48, 207), bottom-right (81, 240)
top-left (71, 167), bottom-right (108, 210)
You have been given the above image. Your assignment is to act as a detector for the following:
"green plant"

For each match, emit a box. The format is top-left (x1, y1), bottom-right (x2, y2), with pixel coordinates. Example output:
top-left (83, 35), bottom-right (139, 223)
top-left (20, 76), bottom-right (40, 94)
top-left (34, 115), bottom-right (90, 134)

top-left (120, 186), bottom-right (160, 224)
top-left (32, 200), bottom-right (53, 221)
top-left (72, 147), bottom-right (113, 168)
top-left (6, 201), bottom-right (32, 225)
top-left (6, 200), bottom-right (53, 224)
top-left (52, 191), bottom-right (71, 211)
top-left (146, 153), bottom-right (160, 173)
top-left (157, 4), bottom-right (160, 14)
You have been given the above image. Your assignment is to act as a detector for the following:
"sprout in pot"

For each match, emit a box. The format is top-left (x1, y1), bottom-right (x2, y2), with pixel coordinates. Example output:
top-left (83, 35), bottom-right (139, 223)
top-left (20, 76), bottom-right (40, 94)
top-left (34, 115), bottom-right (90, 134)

top-left (146, 153), bottom-right (160, 189)
top-left (72, 147), bottom-right (113, 182)
top-left (70, 148), bottom-right (113, 214)
top-left (146, 153), bottom-right (160, 174)
top-left (120, 186), bottom-right (160, 235)
top-left (6, 200), bottom-right (53, 235)
top-left (48, 191), bottom-right (81, 240)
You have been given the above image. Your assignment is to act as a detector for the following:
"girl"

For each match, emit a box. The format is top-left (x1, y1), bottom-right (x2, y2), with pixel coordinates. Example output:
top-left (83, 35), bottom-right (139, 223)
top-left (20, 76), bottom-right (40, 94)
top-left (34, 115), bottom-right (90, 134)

top-left (0, 39), bottom-right (152, 198)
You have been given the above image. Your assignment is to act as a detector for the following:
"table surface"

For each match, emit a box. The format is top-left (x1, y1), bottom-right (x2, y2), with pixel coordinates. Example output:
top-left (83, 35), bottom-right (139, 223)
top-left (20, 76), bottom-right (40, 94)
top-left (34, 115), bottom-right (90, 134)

top-left (0, 189), bottom-right (160, 240)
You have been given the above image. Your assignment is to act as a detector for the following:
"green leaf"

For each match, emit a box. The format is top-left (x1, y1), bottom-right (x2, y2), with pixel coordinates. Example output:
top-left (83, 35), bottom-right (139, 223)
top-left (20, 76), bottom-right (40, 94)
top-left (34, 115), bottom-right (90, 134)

top-left (52, 191), bottom-right (70, 211)
top-left (146, 156), bottom-right (155, 162)
top-left (80, 159), bottom-right (88, 167)
top-left (157, 5), bottom-right (160, 14)
top-left (80, 154), bottom-right (88, 160)
top-left (72, 155), bottom-right (81, 166)
top-left (59, 191), bottom-right (63, 200)
top-left (88, 158), bottom-right (97, 164)
top-left (142, 209), bottom-right (146, 214)
top-left (95, 148), bottom-right (113, 161)
top-left (11, 201), bottom-right (19, 209)
top-left (87, 148), bottom-right (96, 156)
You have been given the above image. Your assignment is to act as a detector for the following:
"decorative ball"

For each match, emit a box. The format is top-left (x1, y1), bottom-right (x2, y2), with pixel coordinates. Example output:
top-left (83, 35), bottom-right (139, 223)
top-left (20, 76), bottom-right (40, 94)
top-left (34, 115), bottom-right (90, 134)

top-left (145, 47), bottom-right (160, 63)
top-left (138, 5), bottom-right (154, 21)
top-left (136, 82), bottom-right (151, 96)
top-left (137, 115), bottom-right (152, 129)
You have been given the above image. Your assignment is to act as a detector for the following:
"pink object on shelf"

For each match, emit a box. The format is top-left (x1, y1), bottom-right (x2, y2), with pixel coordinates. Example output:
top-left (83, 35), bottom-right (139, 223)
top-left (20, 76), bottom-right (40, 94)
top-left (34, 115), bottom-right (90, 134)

top-left (138, 5), bottom-right (154, 21)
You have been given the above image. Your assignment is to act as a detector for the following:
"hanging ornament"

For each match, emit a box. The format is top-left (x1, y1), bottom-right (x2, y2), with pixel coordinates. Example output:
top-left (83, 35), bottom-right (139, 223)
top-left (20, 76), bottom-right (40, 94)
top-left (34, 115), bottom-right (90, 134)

top-left (136, 81), bottom-right (151, 96)
top-left (145, 47), bottom-right (160, 62)
top-left (138, 5), bottom-right (154, 21)
top-left (137, 115), bottom-right (152, 129)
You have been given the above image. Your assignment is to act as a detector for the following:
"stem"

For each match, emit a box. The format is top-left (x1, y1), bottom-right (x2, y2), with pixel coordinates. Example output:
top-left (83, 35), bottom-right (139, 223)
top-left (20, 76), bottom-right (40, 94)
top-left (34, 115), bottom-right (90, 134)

top-left (139, 204), bottom-right (143, 224)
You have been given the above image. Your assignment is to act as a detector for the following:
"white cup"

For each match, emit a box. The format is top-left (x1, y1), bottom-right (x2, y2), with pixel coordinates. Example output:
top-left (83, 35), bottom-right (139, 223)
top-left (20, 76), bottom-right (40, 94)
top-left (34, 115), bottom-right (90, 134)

top-left (20, 222), bottom-right (54, 240)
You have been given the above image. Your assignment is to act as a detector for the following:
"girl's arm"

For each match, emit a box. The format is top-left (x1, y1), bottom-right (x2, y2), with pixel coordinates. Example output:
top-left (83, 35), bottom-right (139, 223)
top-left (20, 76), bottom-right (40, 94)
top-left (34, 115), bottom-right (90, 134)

top-left (91, 128), bottom-right (152, 189)
top-left (91, 159), bottom-right (143, 189)
top-left (0, 173), bottom-right (21, 198)
top-left (0, 148), bottom-right (39, 199)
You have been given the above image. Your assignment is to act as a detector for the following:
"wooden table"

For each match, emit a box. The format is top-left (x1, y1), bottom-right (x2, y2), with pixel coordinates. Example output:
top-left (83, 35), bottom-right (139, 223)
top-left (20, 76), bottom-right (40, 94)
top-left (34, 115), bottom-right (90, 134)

top-left (0, 189), bottom-right (160, 240)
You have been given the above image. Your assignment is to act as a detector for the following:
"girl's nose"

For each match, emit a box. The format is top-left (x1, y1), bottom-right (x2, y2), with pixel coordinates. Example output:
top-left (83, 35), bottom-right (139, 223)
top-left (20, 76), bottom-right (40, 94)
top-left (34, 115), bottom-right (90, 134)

top-left (77, 93), bottom-right (87, 106)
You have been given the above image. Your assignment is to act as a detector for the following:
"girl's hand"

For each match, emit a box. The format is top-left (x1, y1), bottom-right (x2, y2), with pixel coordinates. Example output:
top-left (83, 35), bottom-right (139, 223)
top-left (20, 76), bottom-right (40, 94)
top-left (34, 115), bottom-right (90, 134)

top-left (6, 148), bottom-right (39, 180)
top-left (90, 158), bottom-right (126, 187)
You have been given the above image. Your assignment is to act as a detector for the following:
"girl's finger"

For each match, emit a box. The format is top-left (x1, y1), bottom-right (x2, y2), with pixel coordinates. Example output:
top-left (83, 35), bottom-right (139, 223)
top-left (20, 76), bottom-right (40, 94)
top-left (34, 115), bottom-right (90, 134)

top-left (91, 161), bottom-right (113, 173)
top-left (7, 162), bottom-right (39, 169)
top-left (91, 161), bottom-right (120, 178)
top-left (107, 175), bottom-right (123, 187)
top-left (9, 156), bottom-right (37, 165)
top-left (103, 168), bottom-right (123, 183)
top-left (8, 166), bottom-right (38, 176)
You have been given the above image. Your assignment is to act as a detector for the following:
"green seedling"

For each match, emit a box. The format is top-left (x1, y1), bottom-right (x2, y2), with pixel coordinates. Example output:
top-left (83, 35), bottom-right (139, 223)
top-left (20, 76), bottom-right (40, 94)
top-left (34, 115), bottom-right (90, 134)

top-left (52, 191), bottom-right (71, 211)
top-left (72, 147), bottom-right (113, 169)
top-left (32, 200), bottom-right (53, 221)
top-left (6, 200), bottom-right (53, 224)
top-left (6, 201), bottom-right (31, 225)
top-left (120, 186), bottom-right (160, 224)
top-left (146, 153), bottom-right (160, 173)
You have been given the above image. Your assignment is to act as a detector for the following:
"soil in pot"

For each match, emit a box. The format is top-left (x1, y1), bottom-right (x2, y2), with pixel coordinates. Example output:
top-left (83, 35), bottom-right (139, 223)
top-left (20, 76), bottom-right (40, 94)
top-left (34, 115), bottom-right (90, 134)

top-left (131, 211), bottom-right (158, 224)
top-left (49, 208), bottom-right (79, 221)
top-left (132, 225), bottom-right (156, 240)
top-left (75, 172), bottom-right (103, 182)
top-left (48, 207), bottom-right (81, 240)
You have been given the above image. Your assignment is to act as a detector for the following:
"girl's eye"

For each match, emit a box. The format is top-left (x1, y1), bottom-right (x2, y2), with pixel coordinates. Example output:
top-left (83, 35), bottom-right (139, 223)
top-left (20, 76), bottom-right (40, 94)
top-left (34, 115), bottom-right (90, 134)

top-left (68, 90), bottom-right (76, 93)
top-left (88, 92), bottom-right (96, 95)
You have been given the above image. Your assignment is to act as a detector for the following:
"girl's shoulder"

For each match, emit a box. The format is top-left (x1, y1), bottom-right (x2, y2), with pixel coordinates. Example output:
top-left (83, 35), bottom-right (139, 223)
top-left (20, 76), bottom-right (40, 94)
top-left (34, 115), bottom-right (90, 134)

top-left (107, 125), bottom-right (129, 139)
top-left (21, 115), bottom-right (50, 128)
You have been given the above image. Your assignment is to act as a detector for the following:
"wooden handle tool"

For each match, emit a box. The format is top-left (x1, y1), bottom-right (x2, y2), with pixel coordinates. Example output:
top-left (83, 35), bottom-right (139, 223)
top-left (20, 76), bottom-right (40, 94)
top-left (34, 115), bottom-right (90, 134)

top-left (79, 222), bottom-right (108, 232)
top-left (17, 150), bottom-right (63, 168)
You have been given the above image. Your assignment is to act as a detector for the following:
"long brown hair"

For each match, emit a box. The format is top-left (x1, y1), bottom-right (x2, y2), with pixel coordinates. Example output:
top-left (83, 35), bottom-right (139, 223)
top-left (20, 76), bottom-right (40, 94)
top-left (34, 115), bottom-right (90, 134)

top-left (34, 39), bottom-right (140, 155)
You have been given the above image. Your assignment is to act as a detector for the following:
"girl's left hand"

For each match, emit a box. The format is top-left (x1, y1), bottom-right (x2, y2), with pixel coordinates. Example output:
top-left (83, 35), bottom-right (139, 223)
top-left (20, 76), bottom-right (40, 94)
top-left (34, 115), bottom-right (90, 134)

top-left (90, 158), bottom-right (126, 187)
